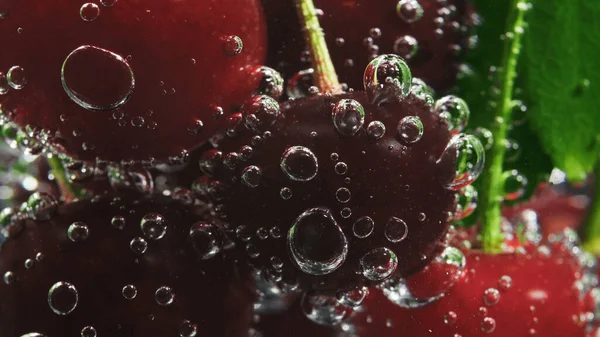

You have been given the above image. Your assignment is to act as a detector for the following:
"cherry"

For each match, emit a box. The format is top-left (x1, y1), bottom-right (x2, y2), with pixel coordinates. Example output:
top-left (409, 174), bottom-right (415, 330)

top-left (349, 243), bottom-right (598, 337)
top-left (198, 55), bottom-right (485, 292)
top-left (0, 194), bottom-right (255, 337)
top-left (0, 0), bottom-right (267, 163)
top-left (262, 0), bottom-right (473, 94)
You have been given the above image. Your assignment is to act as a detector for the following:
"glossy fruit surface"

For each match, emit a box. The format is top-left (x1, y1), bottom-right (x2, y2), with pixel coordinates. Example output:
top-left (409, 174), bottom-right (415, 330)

top-left (200, 84), bottom-right (472, 292)
top-left (262, 0), bottom-right (472, 93)
top-left (0, 0), bottom-right (267, 163)
top-left (0, 195), bottom-right (255, 337)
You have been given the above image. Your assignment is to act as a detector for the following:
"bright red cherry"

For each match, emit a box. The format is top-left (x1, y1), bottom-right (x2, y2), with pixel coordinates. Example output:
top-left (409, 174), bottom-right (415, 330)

top-left (0, 0), bottom-right (267, 163)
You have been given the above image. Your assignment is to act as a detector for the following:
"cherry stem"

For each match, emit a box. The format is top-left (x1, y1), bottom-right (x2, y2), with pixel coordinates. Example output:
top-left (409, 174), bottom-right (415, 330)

top-left (47, 155), bottom-right (80, 202)
top-left (582, 162), bottom-right (600, 253)
top-left (478, 0), bottom-right (529, 253)
top-left (294, 0), bottom-right (343, 94)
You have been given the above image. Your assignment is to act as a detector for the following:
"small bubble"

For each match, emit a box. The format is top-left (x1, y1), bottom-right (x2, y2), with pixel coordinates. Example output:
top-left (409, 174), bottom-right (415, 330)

top-left (397, 116), bottom-right (424, 144)
top-left (454, 185), bottom-right (478, 220)
top-left (332, 99), bottom-right (365, 136)
top-left (24, 259), bottom-right (34, 269)
top-left (393, 35), bottom-right (419, 59)
top-left (3, 271), bottom-right (14, 284)
top-left (336, 287), bottom-right (368, 307)
top-left (7, 65), bottom-right (27, 89)
top-left (438, 134), bottom-right (485, 190)
top-left (498, 275), bottom-right (512, 291)
top-left (418, 212), bottom-right (426, 221)
top-left (473, 127), bottom-right (493, 150)
top-left (334, 162), bottom-right (348, 175)
top-left (130, 237), bottom-right (148, 254)
top-left (385, 217), bottom-right (408, 243)
top-left (122, 284), bottom-right (137, 299)
top-left (242, 95), bottom-right (280, 132)
top-left (280, 187), bottom-right (293, 200)
top-left (330, 153), bottom-right (339, 161)
top-left (360, 247), bottom-right (398, 281)
top-left (396, 0), bottom-right (424, 23)
top-left (36, 253), bottom-right (44, 262)
top-left (189, 222), bottom-right (221, 260)
top-left (48, 281), bottom-right (79, 315)
top-left (287, 68), bottom-right (315, 99)
top-left (111, 215), bottom-right (126, 230)
top-left (81, 326), bottom-right (96, 337)
top-left (26, 192), bottom-right (59, 221)
top-left (68, 222), bottom-right (89, 242)
top-left (281, 146), bottom-right (319, 182)
top-left (481, 317), bottom-right (496, 333)
top-left (179, 320), bottom-right (198, 337)
top-left (241, 165), bottom-right (262, 188)
top-left (369, 27), bottom-right (382, 38)
top-left (483, 288), bottom-right (500, 306)
top-left (222, 35), bottom-right (243, 56)
top-left (335, 187), bottom-right (351, 203)
top-left (340, 207), bottom-right (352, 218)
top-left (80, 3), bottom-right (100, 21)
top-left (155, 286), bottom-right (175, 306)
top-left (366, 121), bottom-right (386, 139)
top-left (364, 54), bottom-right (412, 103)
top-left (434, 95), bottom-right (470, 134)
top-left (140, 213), bottom-right (167, 240)
top-left (253, 66), bottom-right (284, 100)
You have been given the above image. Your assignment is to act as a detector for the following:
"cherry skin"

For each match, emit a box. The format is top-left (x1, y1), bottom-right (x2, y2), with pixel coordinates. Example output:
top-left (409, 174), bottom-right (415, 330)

top-left (0, 0), bottom-right (267, 163)
top-left (0, 195), bottom-right (255, 337)
top-left (199, 81), bottom-right (467, 292)
top-left (262, 0), bottom-right (473, 93)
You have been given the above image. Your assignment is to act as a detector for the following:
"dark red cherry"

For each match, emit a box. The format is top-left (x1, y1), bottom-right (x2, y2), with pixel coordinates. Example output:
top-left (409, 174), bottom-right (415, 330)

top-left (198, 66), bottom-right (484, 292)
top-left (262, 0), bottom-right (473, 93)
top-left (0, 0), bottom-right (267, 163)
top-left (0, 195), bottom-right (255, 337)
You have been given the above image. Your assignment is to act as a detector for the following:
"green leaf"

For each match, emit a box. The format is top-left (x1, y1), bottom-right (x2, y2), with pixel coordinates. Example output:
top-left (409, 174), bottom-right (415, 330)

top-left (522, 0), bottom-right (600, 181)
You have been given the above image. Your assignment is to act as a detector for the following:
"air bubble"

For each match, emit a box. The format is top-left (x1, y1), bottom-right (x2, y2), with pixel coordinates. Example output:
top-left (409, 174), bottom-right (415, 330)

top-left (281, 146), bottom-right (319, 182)
top-left (242, 95), bottom-right (280, 132)
top-left (301, 293), bottom-right (352, 326)
top-left (336, 287), bottom-right (368, 307)
top-left (288, 208), bottom-right (348, 275)
top-left (62, 45), bottom-right (134, 111)
top-left (111, 215), bottom-right (126, 230)
top-left (353, 216), bottom-right (374, 238)
top-left (366, 121), bottom-right (386, 139)
top-left (360, 247), bottom-right (398, 281)
top-left (189, 222), bottom-right (221, 260)
top-left (254, 66), bottom-right (284, 100)
top-left (393, 35), bottom-right (419, 59)
top-left (483, 288), bottom-right (500, 306)
top-left (287, 68), bottom-right (315, 99)
top-left (155, 286), bottom-right (175, 306)
top-left (503, 169), bottom-right (527, 201)
top-left (48, 281), bottom-right (79, 315)
top-left (68, 222), bottom-right (89, 242)
top-left (335, 187), bottom-right (351, 203)
top-left (334, 162), bottom-right (348, 175)
top-left (130, 237), bottom-right (148, 254)
top-left (280, 187), bottom-right (293, 200)
top-left (396, 0), bottom-right (424, 23)
top-left (81, 326), bottom-right (97, 337)
top-left (332, 99), bottom-right (365, 136)
top-left (397, 116), bottom-right (423, 144)
top-left (179, 320), bottom-right (198, 337)
top-left (481, 317), bottom-right (496, 333)
top-left (473, 127), bottom-right (493, 150)
top-left (80, 3), bottom-right (100, 21)
top-left (385, 217), bottom-right (408, 243)
top-left (140, 213), bottom-right (167, 240)
top-left (241, 165), bottom-right (262, 188)
top-left (410, 78), bottom-right (435, 105)
top-left (434, 95), bottom-right (470, 134)
top-left (222, 35), bottom-right (243, 56)
top-left (454, 185), bottom-right (478, 220)
top-left (3, 271), bottom-right (14, 284)
top-left (122, 284), bottom-right (137, 299)
top-left (364, 54), bottom-right (412, 103)
top-left (0, 72), bottom-right (9, 94)
top-left (498, 275), bottom-right (512, 291)
top-left (438, 134), bottom-right (485, 190)
top-left (25, 192), bottom-right (59, 221)
top-left (7, 65), bottom-right (26, 89)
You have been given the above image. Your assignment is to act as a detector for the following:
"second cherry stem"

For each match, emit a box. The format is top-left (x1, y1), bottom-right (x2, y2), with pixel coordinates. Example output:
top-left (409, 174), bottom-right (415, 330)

top-left (479, 0), bottom-right (529, 253)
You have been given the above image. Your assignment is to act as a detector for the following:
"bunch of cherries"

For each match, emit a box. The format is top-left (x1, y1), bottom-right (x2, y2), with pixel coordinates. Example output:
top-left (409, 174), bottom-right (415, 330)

top-left (0, 0), bottom-right (597, 337)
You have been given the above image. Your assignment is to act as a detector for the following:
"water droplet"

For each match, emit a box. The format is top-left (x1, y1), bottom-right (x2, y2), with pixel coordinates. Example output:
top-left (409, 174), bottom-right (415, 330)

top-left (434, 96), bottom-right (470, 134)
top-left (385, 217), bottom-right (408, 243)
top-left (498, 275), bottom-right (512, 291)
top-left (396, 0), bottom-right (424, 23)
top-left (3, 271), bottom-right (14, 284)
top-left (483, 288), bottom-right (500, 306)
top-left (280, 187), bottom-right (293, 200)
top-left (81, 326), bottom-right (97, 337)
top-left (179, 320), bottom-right (198, 337)
top-left (366, 121), bottom-right (386, 139)
top-left (130, 237), bottom-right (148, 254)
top-left (360, 247), bottom-right (398, 281)
top-left (242, 95), bottom-right (280, 132)
top-left (481, 317), bottom-right (496, 333)
top-left (68, 222), bottom-right (89, 242)
top-left (364, 54), bottom-right (412, 103)
top-left (301, 292), bottom-right (352, 326)
top-left (454, 185), bottom-right (478, 220)
top-left (254, 66), bottom-right (284, 100)
top-left (122, 284), bottom-right (137, 299)
top-left (140, 213), bottom-right (167, 240)
top-left (26, 192), bottom-right (59, 221)
top-left (288, 208), bottom-right (348, 275)
top-left (189, 222), bottom-right (221, 260)
top-left (353, 216), bottom-right (375, 238)
top-left (62, 45), bottom-right (134, 110)
top-left (7, 65), bottom-right (26, 89)
top-left (80, 3), bottom-right (100, 21)
top-left (397, 116), bottom-right (424, 144)
top-left (281, 146), bottom-right (319, 182)
top-left (241, 165), bottom-right (262, 188)
top-left (393, 35), bottom-right (419, 59)
top-left (111, 215), bottom-right (126, 230)
top-left (332, 99), bottom-right (365, 136)
top-left (155, 286), bottom-right (175, 306)
top-left (503, 169), bottom-right (527, 201)
top-left (473, 127), bottom-right (493, 150)
top-left (438, 134), bottom-right (485, 190)
top-left (48, 281), bottom-right (79, 315)
top-left (335, 187), bottom-right (351, 203)
top-left (222, 35), bottom-right (243, 56)
top-left (336, 287), bottom-right (368, 307)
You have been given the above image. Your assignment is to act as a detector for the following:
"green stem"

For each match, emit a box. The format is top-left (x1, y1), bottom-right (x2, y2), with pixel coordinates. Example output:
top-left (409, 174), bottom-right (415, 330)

top-left (582, 162), bottom-right (600, 253)
top-left (46, 155), bottom-right (80, 202)
top-left (294, 0), bottom-right (342, 94)
top-left (479, 0), bottom-right (529, 253)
